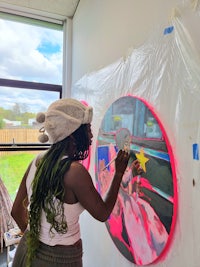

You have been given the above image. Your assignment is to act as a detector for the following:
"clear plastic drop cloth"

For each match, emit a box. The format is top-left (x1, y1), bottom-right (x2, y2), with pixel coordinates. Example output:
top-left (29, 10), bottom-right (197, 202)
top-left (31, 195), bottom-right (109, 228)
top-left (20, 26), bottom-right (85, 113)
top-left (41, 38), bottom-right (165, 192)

top-left (72, 3), bottom-right (200, 267)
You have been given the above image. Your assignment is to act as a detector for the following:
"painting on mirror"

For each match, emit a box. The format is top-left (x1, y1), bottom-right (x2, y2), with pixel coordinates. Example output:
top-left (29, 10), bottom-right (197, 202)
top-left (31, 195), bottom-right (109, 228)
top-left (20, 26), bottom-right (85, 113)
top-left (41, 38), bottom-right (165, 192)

top-left (95, 95), bottom-right (177, 265)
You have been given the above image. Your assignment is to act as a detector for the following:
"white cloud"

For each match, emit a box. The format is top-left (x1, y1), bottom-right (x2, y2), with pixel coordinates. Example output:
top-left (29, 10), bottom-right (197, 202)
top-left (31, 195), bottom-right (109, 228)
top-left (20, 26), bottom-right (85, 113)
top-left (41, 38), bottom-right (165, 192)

top-left (0, 86), bottom-right (59, 113)
top-left (0, 19), bottom-right (63, 84)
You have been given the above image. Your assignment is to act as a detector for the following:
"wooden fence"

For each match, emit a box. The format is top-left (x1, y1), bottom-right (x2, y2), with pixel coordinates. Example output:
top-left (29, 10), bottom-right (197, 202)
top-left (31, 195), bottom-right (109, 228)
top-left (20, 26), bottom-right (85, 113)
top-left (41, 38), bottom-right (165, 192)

top-left (0, 129), bottom-right (41, 156)
top-left (0, 129), bottom-right (39, 144)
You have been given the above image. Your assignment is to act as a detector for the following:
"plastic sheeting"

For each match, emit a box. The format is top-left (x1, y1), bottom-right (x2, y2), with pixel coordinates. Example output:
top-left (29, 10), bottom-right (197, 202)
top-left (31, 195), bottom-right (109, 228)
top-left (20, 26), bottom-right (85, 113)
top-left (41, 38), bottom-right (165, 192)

top-left (72, 3), bottom-right (200, 267)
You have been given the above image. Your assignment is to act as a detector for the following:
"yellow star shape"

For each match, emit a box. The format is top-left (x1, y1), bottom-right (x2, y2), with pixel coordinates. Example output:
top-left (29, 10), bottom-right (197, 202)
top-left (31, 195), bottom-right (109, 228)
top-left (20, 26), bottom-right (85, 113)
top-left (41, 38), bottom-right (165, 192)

top-left (135, 148), bottom-right (149, 173)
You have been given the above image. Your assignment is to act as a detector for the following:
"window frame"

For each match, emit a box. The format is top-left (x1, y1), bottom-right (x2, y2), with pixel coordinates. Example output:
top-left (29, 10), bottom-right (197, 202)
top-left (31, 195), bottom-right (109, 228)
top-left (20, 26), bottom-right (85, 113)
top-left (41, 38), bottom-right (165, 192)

top-left (0, 8), bottom-right (69, 152)
top-left (0, 78), bottom-right (62, 151)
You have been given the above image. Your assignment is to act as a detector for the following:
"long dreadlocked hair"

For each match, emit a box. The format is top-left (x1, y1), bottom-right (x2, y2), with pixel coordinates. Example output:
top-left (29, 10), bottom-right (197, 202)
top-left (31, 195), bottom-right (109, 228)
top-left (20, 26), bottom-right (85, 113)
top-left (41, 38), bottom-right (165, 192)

top-left (26, 124), bottom-right (90, 267)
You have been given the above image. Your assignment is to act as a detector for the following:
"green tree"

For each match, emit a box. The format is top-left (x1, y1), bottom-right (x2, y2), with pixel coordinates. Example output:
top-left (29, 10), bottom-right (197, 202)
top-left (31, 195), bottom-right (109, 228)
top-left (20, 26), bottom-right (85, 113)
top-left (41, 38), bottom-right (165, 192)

top-left (12, 103), bottom-right (21, 117)
top-left (0, 116), bottom-right (5, 129)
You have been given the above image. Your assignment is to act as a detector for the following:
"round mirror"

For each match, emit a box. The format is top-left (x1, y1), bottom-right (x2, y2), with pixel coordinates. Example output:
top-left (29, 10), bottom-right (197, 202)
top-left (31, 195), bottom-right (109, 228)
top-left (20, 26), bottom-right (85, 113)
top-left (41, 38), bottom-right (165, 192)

top-left (95, 95), bottom-right (177, 265)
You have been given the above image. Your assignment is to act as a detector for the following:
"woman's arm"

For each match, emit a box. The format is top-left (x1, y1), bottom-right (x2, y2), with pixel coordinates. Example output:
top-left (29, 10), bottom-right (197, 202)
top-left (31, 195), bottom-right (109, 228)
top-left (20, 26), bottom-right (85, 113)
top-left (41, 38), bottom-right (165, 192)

top-left (65, 150), bottom-right (130, 222)
top-left (11, 162), bottom-right (32, 232)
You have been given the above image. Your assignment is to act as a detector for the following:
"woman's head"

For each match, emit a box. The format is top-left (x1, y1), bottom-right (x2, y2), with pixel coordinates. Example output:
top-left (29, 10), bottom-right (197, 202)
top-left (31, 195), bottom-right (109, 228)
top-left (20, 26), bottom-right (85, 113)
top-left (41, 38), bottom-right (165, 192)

top-left (51, 122), bottom-right (92, 161)
top-left (69, 123), bottom-right (93, 160)
top-left (36, 98), bottom-right (93, 144)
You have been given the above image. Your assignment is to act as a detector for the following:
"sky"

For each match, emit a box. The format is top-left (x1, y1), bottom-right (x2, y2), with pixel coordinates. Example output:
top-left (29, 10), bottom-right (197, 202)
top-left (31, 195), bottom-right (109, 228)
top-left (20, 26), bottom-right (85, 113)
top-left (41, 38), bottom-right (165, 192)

top-left (0, 86), bottom-right (60, 113)
top-left (0, 18), bottom-right (63, 113)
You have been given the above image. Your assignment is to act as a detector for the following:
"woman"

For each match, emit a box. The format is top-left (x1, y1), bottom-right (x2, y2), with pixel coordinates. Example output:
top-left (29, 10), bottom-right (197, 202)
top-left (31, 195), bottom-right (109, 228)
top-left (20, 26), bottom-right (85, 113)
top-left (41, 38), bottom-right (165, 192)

top-left (11, 98), bottom-right (130, 267)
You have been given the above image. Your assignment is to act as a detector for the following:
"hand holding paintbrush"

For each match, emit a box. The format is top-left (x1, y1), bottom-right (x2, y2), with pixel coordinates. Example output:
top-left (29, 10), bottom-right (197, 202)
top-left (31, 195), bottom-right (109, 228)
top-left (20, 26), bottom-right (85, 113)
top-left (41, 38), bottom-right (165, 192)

top-left (101, 128), bottom-right (131, 171)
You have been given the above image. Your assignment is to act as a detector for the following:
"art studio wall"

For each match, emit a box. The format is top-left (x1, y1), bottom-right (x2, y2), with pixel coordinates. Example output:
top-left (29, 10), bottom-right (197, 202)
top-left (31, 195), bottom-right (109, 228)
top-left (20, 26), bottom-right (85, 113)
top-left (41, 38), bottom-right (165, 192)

top-left (71, 1), bottom-right (200, 266)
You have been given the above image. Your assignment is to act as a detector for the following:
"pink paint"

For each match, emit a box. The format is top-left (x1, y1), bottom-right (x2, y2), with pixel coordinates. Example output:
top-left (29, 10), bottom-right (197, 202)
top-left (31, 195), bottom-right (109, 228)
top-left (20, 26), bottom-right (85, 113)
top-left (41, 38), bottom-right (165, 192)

top-left (96, 95), bottom-right (177, 265)
top-left (127, 94), bottom-right (178, 264)
top-left (79, 100), bottom-right (92, 170)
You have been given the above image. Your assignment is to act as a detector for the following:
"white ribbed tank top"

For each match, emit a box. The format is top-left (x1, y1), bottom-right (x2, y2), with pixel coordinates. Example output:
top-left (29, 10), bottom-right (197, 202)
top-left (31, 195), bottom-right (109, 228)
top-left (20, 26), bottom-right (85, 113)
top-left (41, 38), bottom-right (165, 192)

top-left (26, 154), bottom-right (84, 246)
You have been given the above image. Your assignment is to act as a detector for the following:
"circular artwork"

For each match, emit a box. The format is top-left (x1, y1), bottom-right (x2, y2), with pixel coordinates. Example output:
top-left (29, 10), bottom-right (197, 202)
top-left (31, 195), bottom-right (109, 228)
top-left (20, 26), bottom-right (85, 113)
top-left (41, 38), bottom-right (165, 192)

top-left (95, 95), bottom-right (177, 266)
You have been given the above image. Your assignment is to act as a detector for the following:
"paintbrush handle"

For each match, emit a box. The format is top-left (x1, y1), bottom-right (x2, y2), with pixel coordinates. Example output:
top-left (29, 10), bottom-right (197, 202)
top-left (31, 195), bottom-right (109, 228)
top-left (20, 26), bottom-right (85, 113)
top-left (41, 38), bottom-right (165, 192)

top-left (101, 156), bottom-right (117, 171)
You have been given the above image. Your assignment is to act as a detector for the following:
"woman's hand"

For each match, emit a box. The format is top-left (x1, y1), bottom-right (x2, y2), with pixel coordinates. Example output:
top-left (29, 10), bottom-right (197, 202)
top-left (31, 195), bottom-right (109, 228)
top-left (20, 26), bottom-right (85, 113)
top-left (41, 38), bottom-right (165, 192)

top-left (130, 159), bottom-right (143, 177)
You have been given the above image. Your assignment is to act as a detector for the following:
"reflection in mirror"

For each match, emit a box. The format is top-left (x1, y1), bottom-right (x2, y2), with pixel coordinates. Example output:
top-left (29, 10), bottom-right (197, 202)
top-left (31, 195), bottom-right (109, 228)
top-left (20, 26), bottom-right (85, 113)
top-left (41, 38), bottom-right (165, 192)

top-left (95, 95), bottom-right (177, 265)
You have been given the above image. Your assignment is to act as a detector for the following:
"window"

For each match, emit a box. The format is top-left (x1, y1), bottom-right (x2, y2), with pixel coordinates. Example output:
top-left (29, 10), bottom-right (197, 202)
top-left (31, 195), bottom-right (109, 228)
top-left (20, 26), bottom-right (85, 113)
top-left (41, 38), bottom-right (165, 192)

top-left (0, 13), bottom-right (64, 200)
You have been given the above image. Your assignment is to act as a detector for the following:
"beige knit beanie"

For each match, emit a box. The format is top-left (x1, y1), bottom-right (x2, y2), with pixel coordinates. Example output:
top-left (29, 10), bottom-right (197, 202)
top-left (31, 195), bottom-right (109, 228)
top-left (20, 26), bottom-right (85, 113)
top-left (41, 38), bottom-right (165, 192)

top-left (36, 98), bottom-right (93, 144)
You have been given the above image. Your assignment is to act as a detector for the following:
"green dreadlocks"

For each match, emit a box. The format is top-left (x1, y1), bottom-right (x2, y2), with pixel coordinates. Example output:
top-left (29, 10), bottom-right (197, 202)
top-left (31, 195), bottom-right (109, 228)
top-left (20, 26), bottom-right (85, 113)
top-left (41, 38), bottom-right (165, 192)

top-left (26, 124), bottom-right (90, 267)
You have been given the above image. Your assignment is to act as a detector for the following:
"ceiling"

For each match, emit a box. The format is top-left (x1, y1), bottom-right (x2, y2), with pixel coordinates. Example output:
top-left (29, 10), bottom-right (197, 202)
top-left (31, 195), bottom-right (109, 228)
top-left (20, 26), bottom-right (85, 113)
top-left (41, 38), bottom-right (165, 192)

top-left (0, 0), bottom-right (80, 18)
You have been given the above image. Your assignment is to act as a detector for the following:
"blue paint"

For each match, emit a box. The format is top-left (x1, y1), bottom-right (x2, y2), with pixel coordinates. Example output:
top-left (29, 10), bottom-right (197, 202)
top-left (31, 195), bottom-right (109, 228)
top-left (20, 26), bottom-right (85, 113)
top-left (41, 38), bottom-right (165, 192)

top-left (164, 26), bottom-right (174, 35)
top-left (193, 143), bottom-right (199, 160)
top-left (130, 144), bottom-right (170, 162)
top-left (97, 146), bottom-right (111, 171)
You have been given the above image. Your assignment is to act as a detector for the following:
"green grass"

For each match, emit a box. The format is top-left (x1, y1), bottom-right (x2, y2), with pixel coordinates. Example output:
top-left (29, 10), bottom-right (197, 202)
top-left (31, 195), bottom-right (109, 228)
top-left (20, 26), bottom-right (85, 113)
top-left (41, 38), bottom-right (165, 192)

top-left (0, 153), bottom-right (36, 201)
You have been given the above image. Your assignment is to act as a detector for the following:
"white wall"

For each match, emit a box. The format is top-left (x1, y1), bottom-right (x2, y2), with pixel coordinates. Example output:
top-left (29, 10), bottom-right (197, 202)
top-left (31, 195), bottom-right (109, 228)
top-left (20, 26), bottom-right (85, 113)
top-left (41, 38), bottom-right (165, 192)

top-left (72, 0), bottom-right (181, 84)
top-left (71, 1), bottom-right (200, 267)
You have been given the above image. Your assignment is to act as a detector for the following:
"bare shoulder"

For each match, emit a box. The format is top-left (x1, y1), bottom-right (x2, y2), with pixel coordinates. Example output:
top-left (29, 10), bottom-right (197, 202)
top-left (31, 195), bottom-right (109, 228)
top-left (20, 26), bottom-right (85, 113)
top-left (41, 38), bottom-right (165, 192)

top-left (64, 161), bottom-right (91, 187)
top-left (70, 161), bottom-right (89, 176)
top-left (71, 161), bottom-right (87, 170)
